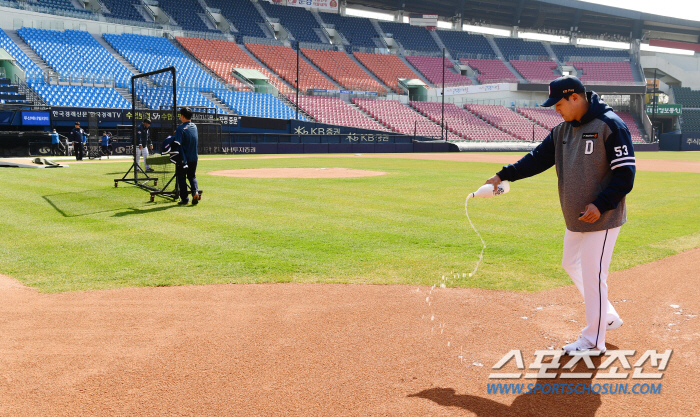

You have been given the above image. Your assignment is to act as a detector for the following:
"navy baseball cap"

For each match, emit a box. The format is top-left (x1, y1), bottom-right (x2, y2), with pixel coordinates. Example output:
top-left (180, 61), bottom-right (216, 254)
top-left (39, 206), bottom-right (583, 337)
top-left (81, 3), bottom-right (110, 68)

top-left (541, 76), bottom-right (586, 107)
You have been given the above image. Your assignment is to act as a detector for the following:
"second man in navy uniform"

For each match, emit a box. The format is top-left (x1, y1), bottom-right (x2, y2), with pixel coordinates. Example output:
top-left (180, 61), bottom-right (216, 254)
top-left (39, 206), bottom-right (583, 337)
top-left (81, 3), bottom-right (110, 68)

top-left (137, 119), bottom-right (154, 172)
top-left (70, 122), bottom-right (85, 160)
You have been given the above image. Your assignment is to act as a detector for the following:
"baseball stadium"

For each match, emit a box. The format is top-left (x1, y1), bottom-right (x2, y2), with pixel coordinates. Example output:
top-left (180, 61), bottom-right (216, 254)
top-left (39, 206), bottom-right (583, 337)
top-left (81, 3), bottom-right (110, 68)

top-left (0, 0), bottom-right (699, 415)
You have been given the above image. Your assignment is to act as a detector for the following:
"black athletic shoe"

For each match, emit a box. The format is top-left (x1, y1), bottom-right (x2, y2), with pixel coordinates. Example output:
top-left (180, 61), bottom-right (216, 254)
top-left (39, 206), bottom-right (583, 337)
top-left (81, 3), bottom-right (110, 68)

top-left (178, 199), bottom-right (189, 205)
top-left (192, 192), bottom-right (201, 205)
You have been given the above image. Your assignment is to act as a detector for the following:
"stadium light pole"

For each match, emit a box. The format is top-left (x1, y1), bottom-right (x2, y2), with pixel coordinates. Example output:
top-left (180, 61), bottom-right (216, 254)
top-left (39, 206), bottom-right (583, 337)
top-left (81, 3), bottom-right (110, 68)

top-left (652, 68), bottom-right (657, 141)
top-left (296, 42), bottom-right (299, 121)
top-left (442, 47), bottom-right (445, 142)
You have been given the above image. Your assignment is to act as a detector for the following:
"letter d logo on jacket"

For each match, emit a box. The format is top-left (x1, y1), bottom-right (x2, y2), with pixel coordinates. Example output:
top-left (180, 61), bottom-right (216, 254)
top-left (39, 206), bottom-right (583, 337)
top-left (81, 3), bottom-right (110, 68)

top-left (585, 140), bottom-right (594, 154)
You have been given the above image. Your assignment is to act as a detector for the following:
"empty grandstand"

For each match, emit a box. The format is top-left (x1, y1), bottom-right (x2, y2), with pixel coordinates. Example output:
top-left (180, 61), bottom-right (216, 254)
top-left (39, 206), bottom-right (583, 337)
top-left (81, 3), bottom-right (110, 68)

top-left (406, 56), bottom-right (471, 87)
top-left (354, 52), bottom-right (421, 94)
top-left (32, 84), bottom-right (130, 108)
top-left (412, 101), bottom-right (519, 142)
top-left (568, 61), bottom-right (635, 85)
top-left (260, 1), bottom-right (323, 43)
top-left (0, 0), bottom-right (684, 149)
top-left (353, 98), bottom-right (460, 140)
top-left (301, 49), bottom-right (386, 94)
top-left (437, 31), bottom-right (494, 59)
top-left (157, 0), bottom-right (216, 33)
top-left (103, 32), bottom-right (223, 110)
top-left (377, 21), bottom-right (438, 53)
top-left (207, 0), bottom-right (268, 39)
top-left (245, 43), bottom-right (336, 92)
top-left (215, 90), bottom-right (299, 119)
top-left (494, 38), bottom-right (549, 60)
top-left (177, 37), bottom-right (251, 92)
top-left (289, 95), bottom-right (385, 130)
top-left (672, 86), bottom-right (700, 108)
top-left (461, 59), bottom-right (518, 84)
top-left (317, 12), bottom-right (378, 49)
top-left (681, 110), bottom-right (700, 132)
top-left (465, 104), bottom-right (550, 141)
top-left (551, 44), bottom-right (630, 61)
top-left (101, 0), bottom-right (147, 23)
top-left (18, 27), bottom-right (132, 87)
top-left (0, 29), bottom-right (44, 81)
top-left (510, 60), bottom-right (559, 84)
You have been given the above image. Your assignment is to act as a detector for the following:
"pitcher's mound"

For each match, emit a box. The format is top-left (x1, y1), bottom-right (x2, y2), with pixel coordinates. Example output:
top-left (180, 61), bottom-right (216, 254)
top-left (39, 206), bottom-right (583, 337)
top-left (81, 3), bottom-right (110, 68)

top-left (209, 168), bottom-right (388, 179)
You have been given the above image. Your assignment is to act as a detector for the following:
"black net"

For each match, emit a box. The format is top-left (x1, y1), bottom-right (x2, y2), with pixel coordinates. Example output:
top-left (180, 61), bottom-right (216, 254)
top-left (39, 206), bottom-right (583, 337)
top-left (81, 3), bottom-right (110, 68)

top-left (134, 72), bottom-right (177, 196)
top-left (115, 67), bottom-right (178, 199)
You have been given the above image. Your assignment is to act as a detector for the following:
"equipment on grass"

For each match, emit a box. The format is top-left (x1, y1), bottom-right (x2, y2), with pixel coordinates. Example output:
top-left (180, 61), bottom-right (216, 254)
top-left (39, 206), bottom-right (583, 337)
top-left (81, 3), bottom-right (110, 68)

top-left (464, 181), bottom-right (511, 277)
top-left (114, 67), bottom-right (177, 198)
top-left (87, 112), bottom-right (101, 160)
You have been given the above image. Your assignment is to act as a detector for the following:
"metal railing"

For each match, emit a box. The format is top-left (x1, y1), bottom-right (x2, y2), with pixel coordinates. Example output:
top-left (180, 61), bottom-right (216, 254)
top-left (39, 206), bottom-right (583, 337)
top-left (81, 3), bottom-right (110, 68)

top-left (507, 54), bottom-right (553, 61)
top-left (451, 52), bottom-right (496, 61)
top-left (241, 36), bottom-right (285, 46)
top-left (402, 49), bottom-right (445, 57)
top-left (350, 45), bottom-right (392, 55)
top-left (14, 74), bottom-right (49, 109)
top-left (298, 41), bottom-right (340, 51)
top-left (563, 56), bottom-right (630, 62)
top-left (16, 1), bottom-right (99, 21)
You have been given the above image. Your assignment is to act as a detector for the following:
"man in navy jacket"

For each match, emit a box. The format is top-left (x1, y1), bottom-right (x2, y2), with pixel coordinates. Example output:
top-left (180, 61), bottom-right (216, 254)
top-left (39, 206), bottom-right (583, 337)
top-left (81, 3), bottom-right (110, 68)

top-left (484, 76), bottom-right (635, 354)
top-left (174, 107), bottom-right (200, 205)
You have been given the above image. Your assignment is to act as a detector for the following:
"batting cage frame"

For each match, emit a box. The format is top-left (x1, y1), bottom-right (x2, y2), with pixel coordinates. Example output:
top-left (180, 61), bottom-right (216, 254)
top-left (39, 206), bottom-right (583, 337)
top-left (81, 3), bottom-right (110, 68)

top-left (114, 67), bottom-right (177, 194)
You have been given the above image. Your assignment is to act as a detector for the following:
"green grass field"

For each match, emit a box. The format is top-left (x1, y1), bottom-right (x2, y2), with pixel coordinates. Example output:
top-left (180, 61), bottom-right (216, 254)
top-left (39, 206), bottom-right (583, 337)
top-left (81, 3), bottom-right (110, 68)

top-left (1, 153), bottom-right (698, 293)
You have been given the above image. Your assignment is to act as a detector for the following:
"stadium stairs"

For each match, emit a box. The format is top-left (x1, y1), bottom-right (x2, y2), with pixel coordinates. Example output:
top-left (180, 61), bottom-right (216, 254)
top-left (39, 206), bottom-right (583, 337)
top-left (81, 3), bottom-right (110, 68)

top-left (297, 50), bottom-right (342, 89)
top-left (6, 30), bottom-right (51, 75)
top-left (503, 60), bottom-right (526, 83)
top-left (485, 36), bottom-right (505, 59)
top-left (91, 33), bottom-right (144, 80)
top-left (397, 54), bottom-right (434, 87)
top-left (201, 92), bottom-right (234, 114)
top-left (115, 86), bottom-right (147, 109)
top-left (167, 35), bottom-right (232, 89)
top-left (353, 52), bottom-right (420, 94)
top-left (244, 43), bottom-right (336, 93)
top-left (237, 43), bottom-right (297, 94)
top-left (289, 95), bottom-right (387, 131)
top-left (542, 42), bottom-right (562, 64)
top-left (301, 48), bottom-right (386, 94)
top-left (344, 50), bottom-right (392, 93)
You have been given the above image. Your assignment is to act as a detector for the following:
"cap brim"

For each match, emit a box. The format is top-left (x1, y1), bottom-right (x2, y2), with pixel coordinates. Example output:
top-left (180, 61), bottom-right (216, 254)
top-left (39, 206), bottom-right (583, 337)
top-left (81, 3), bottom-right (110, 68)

top-left (541, 96), bottom-right (561, 107)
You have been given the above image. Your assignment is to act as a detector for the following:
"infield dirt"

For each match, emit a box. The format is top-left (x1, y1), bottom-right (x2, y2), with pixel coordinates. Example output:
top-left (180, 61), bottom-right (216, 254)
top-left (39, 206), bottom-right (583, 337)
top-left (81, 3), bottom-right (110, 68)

top-left (1, 247), bottom-right (698, 416)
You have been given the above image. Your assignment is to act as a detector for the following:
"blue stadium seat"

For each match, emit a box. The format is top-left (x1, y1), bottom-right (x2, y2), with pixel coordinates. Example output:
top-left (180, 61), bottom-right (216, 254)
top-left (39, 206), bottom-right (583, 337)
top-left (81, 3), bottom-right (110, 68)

top-left (437, 30), bottom-right (495, 58)
top-left (30, 84), bottom-right (131, 108)
top-left (377, 22), bottom-right (439, 53)
top-left (0, 29), bottom-right (44, 83)
top-left (101, 0), bottom-right (149, 23)
top-left (17, 27), bottom-right (132, 87)
top-left (207, 0), bottom-right (268, 39)
top-left (33, 0), bottom-right (95, 16)
top-left (550, 44), bottom-right (630, 60)
top-left (157, 0), bottom-right (219, 33)
top-left (135, 86), bottom-right (222, 113)
top-left (103, 33), bottom-right (226, 92)
top-left (259, 2), bottom-right (322, 43)
top-left (493, 37), bottom-right (549, 60)
top-left (214, 90), bottom-right (302, 120)
top-left (318, 12), bottom-right (378, 49)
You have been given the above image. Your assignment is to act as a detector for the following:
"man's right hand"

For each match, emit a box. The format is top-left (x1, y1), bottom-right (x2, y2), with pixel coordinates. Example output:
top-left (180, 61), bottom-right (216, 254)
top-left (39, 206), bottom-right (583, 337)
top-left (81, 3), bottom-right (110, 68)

top-left (484, 174), bottom-right (502, 192)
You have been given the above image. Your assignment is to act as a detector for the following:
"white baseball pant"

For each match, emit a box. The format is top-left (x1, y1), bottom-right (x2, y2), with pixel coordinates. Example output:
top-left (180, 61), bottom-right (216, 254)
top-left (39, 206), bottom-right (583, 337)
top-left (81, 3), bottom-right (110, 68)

top-left (136, 146), bottom-right (150, 170)
top-left (562, 226), bottom-right (621, 351)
